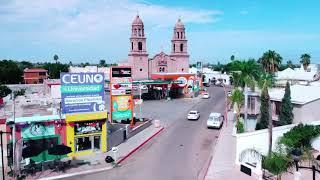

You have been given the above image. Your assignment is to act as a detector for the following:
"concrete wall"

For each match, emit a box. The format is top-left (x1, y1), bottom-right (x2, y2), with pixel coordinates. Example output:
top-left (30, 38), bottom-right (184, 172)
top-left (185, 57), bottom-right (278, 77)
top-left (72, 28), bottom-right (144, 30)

top-left (235, 121), bottom-right (320, 175)
top-left (295, 100), bottom-right (320, 123)
top-left (7, 84), bottom-right (44, 95)
top-left (271, 100), bottom-right (320, 124)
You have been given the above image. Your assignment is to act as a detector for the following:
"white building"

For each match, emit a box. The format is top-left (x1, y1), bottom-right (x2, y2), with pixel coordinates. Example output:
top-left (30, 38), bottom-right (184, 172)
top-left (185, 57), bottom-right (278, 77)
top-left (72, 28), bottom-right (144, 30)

top-left (276, 67), bottom-right (320, 87)
top-left (189, 67), bottom-right (231, 85)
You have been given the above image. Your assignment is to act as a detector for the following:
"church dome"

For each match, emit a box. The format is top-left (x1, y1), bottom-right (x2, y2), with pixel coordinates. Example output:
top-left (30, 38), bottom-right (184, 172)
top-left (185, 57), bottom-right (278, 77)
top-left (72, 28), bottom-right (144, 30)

top-left (175, 18), bottom-right (184, 28)
top-left (132, 15), bottom-right (144, 25)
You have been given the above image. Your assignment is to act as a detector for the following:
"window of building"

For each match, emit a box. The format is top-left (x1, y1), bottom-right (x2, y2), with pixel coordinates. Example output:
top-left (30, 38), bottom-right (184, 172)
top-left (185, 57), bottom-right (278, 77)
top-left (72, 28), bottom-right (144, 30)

top-left (275, 102), bottom-right (281, 116)
top-left (180, 43), bottom-right (183, 52)
top-left (39, 72), bottom-right (46, 76)
top-left (138, 29), bottom-right (141, 37)
top-left (140, 68), bottom-right (142, 71)
top-left (182, 68), bottom-right (184, 71)
top-left (159, 67), bottom-right (162, 72)
top-left (131, 42), bottom-right (133, 50)
top-left (138, 42), bottom-right (143, 51)
top-left (177, 32), bottom-right (179, 39)
top-left (173, 44), bottom-right (175, 52)
top-left (162, 67), bottom-right (165, 72)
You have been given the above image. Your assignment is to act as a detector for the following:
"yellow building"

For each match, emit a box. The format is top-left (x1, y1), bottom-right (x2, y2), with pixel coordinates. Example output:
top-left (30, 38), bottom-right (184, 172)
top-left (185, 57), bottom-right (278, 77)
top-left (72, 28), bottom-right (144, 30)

top-left (66, 111), bottom-right (107, 157)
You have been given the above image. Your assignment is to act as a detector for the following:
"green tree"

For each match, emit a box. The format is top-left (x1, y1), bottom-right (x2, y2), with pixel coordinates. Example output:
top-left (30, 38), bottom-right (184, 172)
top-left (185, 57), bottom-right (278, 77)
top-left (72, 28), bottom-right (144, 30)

top-left (13, 88), bottom-right (26, 98)
top-left (99, 59), bottom-right (106, 67)
top-left (228, 60), bottom-right (261, 126)
top-left (0, 60), bottom-right (23, 84)
top-left (263, 152), bottom-right (290, 180)
top-left (230, 55), bottom-right (235, 61)
top-left (256, 85), bottom-right (270, 130)
top-left (259, 50), bottom-right (283, 73)
top-left (286, 60), bottom-right (293, 68)
top-left (279, 82), bottom-right (293, 125)
top-left (229, 89), bottom-right (244, 121)
top-left (42, 62), bottom-right (69, 79)
top-left (0, 85), bottom-right (12, 98)
top-left (300, 53), bottom-right (311, 71)
top-left (53, 54), bottom-right (59, 64)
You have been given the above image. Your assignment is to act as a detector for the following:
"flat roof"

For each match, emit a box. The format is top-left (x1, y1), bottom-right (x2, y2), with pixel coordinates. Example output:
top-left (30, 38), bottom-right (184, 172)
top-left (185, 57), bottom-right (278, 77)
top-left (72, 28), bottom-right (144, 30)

top-left (24, 68), bottom-right (48, 73)
top-left (269, 85), bottom-right (320, 105)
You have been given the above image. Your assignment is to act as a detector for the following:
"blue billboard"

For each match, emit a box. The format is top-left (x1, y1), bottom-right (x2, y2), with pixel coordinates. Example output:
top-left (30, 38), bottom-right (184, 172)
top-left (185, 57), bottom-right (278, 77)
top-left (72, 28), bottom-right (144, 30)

top-left (60, 73), bottom-right (105, 114)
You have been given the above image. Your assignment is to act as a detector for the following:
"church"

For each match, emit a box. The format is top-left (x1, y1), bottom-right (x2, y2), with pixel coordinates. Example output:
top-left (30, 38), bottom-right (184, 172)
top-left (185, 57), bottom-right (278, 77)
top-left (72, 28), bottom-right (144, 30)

top-left (120, 15), bottom-right (190, 80)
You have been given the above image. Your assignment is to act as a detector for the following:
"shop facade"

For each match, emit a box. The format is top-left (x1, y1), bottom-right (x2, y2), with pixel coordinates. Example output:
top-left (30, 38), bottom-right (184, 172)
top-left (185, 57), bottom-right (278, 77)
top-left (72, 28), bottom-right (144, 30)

top-left (65, 111), bottom-right (107, 157)
top-left (7, 115), bottom-right (67, 163)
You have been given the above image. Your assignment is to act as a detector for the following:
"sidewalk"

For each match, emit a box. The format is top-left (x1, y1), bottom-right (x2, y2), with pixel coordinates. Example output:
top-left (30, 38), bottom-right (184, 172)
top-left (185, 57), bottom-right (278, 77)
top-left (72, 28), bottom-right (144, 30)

top-left (205, 112), bottom-right (255, 180)
top-left (32, 125), bottom-right (164, 180)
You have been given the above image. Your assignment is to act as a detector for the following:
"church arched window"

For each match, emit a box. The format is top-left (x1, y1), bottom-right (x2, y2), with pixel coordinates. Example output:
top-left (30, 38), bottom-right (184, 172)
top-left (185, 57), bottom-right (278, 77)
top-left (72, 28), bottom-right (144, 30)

top-left (131, 42), bottom-right (133, 50)
top-left (138, 42), bottom-right (143, 51)
top-left (180, 43), bottom-right (183, 52)
top-left (177, 32), bottom-right (179, 39)
top-left (138, 29), bottom-right (141, 37)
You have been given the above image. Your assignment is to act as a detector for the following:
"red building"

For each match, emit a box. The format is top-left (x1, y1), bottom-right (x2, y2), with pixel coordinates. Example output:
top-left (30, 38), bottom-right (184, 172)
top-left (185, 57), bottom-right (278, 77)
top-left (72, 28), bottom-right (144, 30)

top-left (23, 68), bottom-right (48, 84)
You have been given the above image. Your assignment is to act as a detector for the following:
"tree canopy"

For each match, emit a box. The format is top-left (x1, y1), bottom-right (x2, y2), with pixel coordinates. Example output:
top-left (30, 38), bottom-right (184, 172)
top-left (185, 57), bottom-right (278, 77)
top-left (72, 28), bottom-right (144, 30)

top-left (300, 53), bottom-right (311, 70)
top-left (279, 82), bottom-right (293, 125)
top-left (259, 50), bottom-right (282, 73)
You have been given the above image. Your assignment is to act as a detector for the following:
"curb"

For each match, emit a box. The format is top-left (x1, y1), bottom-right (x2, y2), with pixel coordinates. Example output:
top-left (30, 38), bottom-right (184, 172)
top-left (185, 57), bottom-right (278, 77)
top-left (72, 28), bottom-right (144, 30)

top-left (38, 166), bottom-right (113, 180)
top-left (199, 112), bottom-right (234, 180)
top-left (117, 126), bottom-right (164, 164)
top-left (39, 127), bottom-right (165, 180)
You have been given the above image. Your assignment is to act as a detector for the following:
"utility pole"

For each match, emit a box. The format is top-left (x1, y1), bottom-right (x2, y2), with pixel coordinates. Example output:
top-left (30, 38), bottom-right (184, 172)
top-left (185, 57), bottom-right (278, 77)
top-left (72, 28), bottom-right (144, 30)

top-left (0, 130), bottom-right (11, 180)
top-left (139, 83), bottom-right (142, 120)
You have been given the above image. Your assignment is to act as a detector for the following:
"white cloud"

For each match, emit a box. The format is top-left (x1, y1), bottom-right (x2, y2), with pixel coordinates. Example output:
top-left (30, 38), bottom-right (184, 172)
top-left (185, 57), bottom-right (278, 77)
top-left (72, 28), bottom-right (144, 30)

top-left (0, 0), bottom-right (222, 42)
top-left (240, 10), bottom-right (248, 15)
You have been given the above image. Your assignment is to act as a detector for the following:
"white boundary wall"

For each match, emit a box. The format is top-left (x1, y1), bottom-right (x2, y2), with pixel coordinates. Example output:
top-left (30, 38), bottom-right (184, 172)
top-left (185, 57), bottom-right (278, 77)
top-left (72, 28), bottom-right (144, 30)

top-left (234, 121), bottom-right (320, 176)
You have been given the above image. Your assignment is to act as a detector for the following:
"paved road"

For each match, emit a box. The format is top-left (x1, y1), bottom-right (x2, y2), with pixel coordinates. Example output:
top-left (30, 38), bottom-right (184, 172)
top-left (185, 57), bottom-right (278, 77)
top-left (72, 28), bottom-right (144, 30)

top-left (69, 86), bottom-right (226, 180)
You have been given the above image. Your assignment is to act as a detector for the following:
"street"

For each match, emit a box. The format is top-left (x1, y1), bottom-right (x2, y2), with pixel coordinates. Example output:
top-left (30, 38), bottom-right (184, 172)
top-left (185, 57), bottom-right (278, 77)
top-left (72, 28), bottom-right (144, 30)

top-left (67, 86), bottom-right (226, 180)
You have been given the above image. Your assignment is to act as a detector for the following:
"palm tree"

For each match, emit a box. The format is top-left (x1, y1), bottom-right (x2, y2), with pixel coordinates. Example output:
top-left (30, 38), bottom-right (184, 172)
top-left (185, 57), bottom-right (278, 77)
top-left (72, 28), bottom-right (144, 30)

top-left (230, 55), bottom-right (235, 61)
top-left (229, 89), bottom-right (244, 121)
top-left (99, 59), bottom-right (106, 67)
top-left (286, 60), bottom-right (293, 68)
top-left (300, 53), bottom-right (311, 71)
top-left (260, 50), bottom-right (283, 73)
top-left (229, 60), bottom-right (261, 128)
top-left (53, 54), bottom-right (59, 64)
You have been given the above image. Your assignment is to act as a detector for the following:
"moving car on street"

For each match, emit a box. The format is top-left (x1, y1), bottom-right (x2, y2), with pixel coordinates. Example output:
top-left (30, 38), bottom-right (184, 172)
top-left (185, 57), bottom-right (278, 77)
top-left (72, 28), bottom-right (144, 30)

top-left (187, 110), bottom-right (200, 120)
top-left (202, 93), bottom-right (210, 99)
top-left (207, 112), bottom-right (224, 129)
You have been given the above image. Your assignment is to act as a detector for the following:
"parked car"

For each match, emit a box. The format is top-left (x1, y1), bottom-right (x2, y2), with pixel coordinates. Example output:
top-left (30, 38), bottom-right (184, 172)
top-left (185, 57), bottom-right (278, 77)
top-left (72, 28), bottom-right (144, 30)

top-left (227, 91), bottom-right (232, 97)
top-left (187, 110), bottom-right (200, 120)
top-left (207, 112), bottom-right (224, 129)
top-left (202, 93), bottom-right (210, 99)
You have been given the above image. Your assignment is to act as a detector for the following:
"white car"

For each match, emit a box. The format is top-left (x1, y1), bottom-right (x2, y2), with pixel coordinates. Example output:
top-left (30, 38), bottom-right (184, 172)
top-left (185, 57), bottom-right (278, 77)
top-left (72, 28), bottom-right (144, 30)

top-left (202, 93), bottom-right (210, 99)
top-left (207, 112), bottom-right (224, 129)
top-left (227, 91), bottom-right (232, 97)
top-left (187, 110), bottom-right (200, 120)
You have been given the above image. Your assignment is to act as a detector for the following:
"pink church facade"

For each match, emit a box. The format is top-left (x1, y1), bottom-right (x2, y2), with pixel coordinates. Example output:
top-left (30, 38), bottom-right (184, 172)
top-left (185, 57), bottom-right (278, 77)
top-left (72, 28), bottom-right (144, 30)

top-left (122, 15), bottom-right (190, 80)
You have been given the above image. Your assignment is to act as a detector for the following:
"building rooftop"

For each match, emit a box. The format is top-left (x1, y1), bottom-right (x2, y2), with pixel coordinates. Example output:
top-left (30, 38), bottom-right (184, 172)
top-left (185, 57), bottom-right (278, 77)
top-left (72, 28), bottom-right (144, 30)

top-left (276, 68), bottom-right (319, 81)
top-left (269, 85), bottom-right (320, 105)
top-left (24, 68), bottom-right (48, 73)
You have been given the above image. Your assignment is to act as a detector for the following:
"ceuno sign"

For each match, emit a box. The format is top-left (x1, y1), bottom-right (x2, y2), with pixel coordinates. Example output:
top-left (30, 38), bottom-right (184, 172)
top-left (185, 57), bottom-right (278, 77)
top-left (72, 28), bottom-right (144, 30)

top-left (61, 73), bottom-right (104, 84)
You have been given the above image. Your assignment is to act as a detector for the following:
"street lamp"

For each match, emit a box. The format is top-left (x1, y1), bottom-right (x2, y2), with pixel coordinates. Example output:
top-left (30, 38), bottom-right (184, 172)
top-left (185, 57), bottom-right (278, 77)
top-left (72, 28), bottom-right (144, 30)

top-left (291, 148), bottom-right (320, 180)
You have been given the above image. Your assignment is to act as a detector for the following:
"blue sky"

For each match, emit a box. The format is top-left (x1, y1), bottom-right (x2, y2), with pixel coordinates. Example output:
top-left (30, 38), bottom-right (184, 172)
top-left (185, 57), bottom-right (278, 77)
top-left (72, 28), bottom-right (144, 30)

top-left (0, 0), bottom-right (319, 64)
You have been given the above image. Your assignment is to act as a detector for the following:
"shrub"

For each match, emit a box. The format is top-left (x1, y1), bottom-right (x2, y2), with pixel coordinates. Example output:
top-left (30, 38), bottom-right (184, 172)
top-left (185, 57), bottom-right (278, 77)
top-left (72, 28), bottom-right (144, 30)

top-left (236, 119), bottom-right (244, 133)
top-left (263, 152), bottom-right (291, 180)
top-left (279, 124), bottom-right (320, 149)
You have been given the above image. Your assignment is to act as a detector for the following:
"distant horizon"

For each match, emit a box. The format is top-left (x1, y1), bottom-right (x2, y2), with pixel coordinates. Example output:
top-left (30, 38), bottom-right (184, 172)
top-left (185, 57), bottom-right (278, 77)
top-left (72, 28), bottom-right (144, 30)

top-left (1, 0), bottom-right (319, 64)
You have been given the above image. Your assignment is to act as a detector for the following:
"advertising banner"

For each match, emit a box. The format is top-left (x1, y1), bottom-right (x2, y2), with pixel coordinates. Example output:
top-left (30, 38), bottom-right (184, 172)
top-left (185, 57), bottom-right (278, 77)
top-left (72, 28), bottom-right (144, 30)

top-left (111, 95), bottom-right (133, 121)
top-left (60, 73), bottom-right (105, 114)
